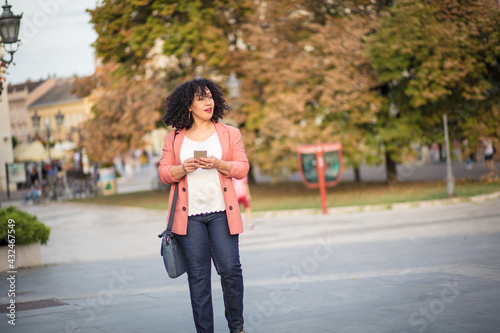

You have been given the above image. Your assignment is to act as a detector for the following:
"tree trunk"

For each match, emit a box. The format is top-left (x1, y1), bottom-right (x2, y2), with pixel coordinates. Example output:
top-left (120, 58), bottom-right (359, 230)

top-left (247, 164), bottom-right (256, 184)
top-left (376, 0), bottom-right (394, 14)
top-left (354, 167), bottom-right (361, 182)
top-left (438, 143), bottom-right (445, 162)
top-left (385, 152), bottom-right (397, 185)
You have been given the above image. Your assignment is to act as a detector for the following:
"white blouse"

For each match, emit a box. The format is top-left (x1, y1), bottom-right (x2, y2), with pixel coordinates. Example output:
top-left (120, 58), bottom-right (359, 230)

top-left (179, 133), bottom-right (226, 216)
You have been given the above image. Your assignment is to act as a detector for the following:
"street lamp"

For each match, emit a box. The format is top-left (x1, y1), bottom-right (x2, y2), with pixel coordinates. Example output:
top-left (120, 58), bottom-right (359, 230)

top-left (55, 110), bottom-right (64, 128)
top-left (55, 110), bottom-right (64, 140)
top-left (0, 0), bottom-right (22, 64)
top-left (0, 0), bottom-right (22, 96)
top-left (31, 110), bottom-right (40, 136)
top-left (44, 119), bottom-right (52, 161)
top-left (43, 118), bottom-right (58, 199)
top-left (226, 72), bottom-right (241, 99)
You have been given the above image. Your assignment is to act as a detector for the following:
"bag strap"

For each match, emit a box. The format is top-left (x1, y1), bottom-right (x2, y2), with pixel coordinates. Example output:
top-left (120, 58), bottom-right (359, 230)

top-left (158, 130), bottom-right (180, 239)
top-left (166, 184), bottom-right (179, 236)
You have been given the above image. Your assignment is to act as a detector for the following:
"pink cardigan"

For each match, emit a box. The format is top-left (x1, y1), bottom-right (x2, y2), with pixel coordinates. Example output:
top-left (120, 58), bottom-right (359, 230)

top-left (158, 122), bottom-right (250, 235)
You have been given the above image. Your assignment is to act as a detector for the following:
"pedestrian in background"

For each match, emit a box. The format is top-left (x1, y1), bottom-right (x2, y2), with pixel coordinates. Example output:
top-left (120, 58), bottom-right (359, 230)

top-left (232, 176), bottom-right (254, 229)
top-left (24, 166), bottom-right (40, 203)
top-left (462, 139), bottom-right (473, 170)
top-left (483, 138), bottom-right (496, 171)
top-left (159, 78), bottom-right (249, 333)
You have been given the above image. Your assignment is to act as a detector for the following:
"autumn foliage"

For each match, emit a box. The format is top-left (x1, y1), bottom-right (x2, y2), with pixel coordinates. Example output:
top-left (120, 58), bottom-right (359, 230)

top-left (84, 0), bottom-right (500, 182)
top-left (76, 63), bottom-right (163, 165)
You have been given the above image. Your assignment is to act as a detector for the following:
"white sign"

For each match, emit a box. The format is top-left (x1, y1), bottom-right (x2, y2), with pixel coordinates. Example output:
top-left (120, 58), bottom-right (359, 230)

top-left (7, 163), bottom-right (27, 183)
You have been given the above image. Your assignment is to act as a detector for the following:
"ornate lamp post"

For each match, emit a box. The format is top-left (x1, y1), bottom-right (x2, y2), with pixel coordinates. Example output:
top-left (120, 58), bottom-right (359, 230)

top-left (43, 119), bottom-right (52, 161)
top-left (226, 72), bottom-right (242, 124)
top-left (0, 0), bottom-right (22, 95)
top-left (31, 110), bottom-right (40, 137)
top-left (43, 118), bottom-right (58, 199)
top-left (55, 110), bottom-right (64, 128)
top-left (0, 1), bottom-right (22, 61)
top-left (226, 72), bottom-right (241, 99)
top-left (55, 110), bottom-right (64, 140)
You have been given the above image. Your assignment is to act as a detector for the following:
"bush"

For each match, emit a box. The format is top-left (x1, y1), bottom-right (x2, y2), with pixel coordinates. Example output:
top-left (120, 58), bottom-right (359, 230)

top-left (0, 206), bottom-right (51, 246)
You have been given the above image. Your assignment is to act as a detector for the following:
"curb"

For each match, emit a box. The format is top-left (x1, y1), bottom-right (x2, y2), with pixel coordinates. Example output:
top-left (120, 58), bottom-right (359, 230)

top-left (253, 190), bottom-right (500, 219)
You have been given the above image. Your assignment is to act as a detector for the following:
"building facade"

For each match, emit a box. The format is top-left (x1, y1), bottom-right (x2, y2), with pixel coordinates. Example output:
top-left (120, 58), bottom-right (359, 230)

top-left (7, 79), bottom-right (57, 143)
top-left (27, 78), bottom-right (92, 144)
top-left (0, 86), bottom-right (14, 192)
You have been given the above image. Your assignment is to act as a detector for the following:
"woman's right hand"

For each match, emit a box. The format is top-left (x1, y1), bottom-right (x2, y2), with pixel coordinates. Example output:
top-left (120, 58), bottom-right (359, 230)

top-left (182, 158), bottom-right (199, 174)
top-left (171, 158), bottom-right (198, 180)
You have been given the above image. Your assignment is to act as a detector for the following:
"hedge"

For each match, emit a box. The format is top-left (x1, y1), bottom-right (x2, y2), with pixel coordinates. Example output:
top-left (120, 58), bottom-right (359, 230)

top-left (0, 206), bottom-right (51, 246)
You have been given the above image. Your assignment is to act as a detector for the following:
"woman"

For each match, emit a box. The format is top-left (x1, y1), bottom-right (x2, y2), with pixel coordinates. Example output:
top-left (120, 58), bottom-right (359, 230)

top-left (483, 139), bottom-right (495, 171)
top-left (159, 78), bottom-right (248, 333)
top-left (232, 176), bottom-right (254, 229)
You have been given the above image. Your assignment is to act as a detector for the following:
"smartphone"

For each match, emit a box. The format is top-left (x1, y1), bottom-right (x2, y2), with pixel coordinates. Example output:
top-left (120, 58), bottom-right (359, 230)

top-left (194, 150), bottom-right (207, 159)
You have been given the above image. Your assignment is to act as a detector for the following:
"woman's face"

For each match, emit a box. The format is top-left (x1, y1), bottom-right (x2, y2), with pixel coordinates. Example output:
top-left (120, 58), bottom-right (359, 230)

top-left (189, 87), bottom-right (214, 124)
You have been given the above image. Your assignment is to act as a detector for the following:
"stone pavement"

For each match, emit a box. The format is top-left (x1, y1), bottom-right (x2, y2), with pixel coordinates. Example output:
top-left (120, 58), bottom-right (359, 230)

top-left (1, 196), bottom-right (500, 332)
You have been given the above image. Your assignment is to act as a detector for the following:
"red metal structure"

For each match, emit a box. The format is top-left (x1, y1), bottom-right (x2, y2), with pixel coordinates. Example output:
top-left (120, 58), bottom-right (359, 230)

top-left (297, 143), bottom-right (343, 214)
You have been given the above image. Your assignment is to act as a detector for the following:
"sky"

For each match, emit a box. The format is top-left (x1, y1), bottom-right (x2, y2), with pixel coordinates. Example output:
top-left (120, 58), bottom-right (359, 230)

top-left (6, 0), bottom-right (99, 85)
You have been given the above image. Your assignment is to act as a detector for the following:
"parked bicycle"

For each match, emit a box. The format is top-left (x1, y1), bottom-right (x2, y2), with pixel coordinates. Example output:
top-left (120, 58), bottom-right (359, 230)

top-left (23, 185), bottom-right (42, 204)
top-left (68, 177), bottom-right (101, 199)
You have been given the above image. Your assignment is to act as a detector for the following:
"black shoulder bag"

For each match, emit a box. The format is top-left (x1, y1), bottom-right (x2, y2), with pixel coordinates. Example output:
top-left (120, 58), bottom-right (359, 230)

top-left (158, 131), bottom-right (186, 278)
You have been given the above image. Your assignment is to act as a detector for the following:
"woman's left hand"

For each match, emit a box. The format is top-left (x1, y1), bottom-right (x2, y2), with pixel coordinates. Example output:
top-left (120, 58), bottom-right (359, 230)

top-left (196, 156), bottom-right (221, 170)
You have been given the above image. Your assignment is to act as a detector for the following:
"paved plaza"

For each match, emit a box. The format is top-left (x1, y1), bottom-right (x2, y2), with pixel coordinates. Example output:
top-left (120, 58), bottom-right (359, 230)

top-left (1, 195), bottom-right (499, 332)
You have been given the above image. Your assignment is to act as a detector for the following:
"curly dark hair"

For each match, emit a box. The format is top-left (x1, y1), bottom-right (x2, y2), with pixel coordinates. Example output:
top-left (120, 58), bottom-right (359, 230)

top-left (162, 78), bottom-right (229, 130)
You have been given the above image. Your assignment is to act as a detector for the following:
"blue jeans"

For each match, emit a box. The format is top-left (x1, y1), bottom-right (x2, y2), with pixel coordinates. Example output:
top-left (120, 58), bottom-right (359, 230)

top-left (175, 211), bottom-right (244, 333)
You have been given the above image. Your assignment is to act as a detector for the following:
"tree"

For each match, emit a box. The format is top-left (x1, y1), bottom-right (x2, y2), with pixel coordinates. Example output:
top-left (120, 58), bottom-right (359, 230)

top-left (89, 0), bottom-right (251, 84)
top-left (85, 1), bottom-right (255, 164)
top-left (234, 0), bottom-right (383, 178)
top-left (87, 0), bottom-right (389, 180)
top-left (366, 0), bottom-right (500, 183)
top-left (75, 63), bottom-right (163, 165)
top-left (305, 13), bottom-right (384, 178)
top-left (87, 0), bottom-right (500, 185)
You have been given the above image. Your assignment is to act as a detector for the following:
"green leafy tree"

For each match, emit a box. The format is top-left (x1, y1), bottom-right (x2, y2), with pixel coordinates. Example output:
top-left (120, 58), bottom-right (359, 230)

top-left (87, 0), bottom-right (500, 185)
top-left (89, 0), bottom-right (251, 84)
top-left (234, 0), bottom-right (383, 179)
top-left (86, 0), bottom-right (255, 166)
top-left (366, 0), bottom-right (500, 183)
top-left (86, 1), bottom-right (254, 164)
top-left (88, 0), bottom-right (388, 181)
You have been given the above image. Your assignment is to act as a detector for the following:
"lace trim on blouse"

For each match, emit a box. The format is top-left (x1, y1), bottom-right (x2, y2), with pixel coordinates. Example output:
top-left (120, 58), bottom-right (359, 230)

top-left (180, 133), bottom-right (226, 216)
